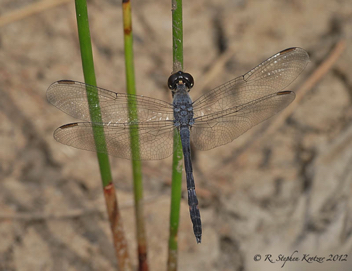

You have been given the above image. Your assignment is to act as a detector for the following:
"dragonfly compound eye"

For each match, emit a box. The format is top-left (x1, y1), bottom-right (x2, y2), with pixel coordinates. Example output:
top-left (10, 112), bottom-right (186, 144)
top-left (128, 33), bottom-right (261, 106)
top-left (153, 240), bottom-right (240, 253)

top-left (182, 73), bottom-right (194, 89)
top-left (168, 71), bottom-right (194, 90)
top-left (168, 73), bottom-right (180, 90)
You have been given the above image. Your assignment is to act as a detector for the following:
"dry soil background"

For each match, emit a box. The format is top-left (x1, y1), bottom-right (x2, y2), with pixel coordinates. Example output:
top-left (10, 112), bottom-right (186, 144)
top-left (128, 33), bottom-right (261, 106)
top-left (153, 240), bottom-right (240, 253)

top-left (0, 0), bottom-right (352, 270)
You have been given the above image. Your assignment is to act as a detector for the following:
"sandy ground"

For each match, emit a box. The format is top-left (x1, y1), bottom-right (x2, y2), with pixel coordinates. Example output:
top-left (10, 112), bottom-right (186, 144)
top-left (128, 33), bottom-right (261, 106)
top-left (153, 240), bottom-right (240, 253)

top-left (0, 0), bottom-right (352, 270)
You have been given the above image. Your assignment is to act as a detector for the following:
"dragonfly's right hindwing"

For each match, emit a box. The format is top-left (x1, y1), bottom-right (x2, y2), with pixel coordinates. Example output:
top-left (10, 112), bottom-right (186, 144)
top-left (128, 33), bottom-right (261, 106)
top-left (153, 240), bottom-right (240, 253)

top-left (54, 121), bottom-right (176, 160)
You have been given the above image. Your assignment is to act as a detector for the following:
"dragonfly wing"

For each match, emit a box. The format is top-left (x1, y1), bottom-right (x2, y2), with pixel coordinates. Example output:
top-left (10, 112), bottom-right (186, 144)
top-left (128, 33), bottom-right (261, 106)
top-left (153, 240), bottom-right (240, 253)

top-left (47, 80), bottom-right (174, 123)
top-left (192, 47), bottom-right (309, 117)
top-left (191, 91), bottom-right (295, 151)
top-left (54, 121), bottom-right (176, 160)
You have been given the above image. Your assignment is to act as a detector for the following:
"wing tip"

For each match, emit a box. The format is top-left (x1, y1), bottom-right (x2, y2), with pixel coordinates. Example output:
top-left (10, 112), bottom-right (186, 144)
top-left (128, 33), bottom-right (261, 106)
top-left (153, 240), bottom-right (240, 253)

top-left (57, 80), bottom-right (76, 85)
top-left (54, 122), bottom-right (80, 140)
top-left (59, 123), bottom-right (79, 129)
top-left (279, 47), bottom-right (310, 62)
top-left (46, 80), bottom-right (77, 104)
top-left (277, 90), bottom-right (293, 95)
top-left (279, 47), bottom-right (298, 54)
top-left (277, 90), bottom-right (296, 101)
top-left (47, 80), bottom-right (77, 91)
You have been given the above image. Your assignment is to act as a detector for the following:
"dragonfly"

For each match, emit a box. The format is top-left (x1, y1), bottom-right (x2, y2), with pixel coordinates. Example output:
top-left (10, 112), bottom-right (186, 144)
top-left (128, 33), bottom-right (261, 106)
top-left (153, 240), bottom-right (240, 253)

top-left (47, 47), bottom-right (309, 243)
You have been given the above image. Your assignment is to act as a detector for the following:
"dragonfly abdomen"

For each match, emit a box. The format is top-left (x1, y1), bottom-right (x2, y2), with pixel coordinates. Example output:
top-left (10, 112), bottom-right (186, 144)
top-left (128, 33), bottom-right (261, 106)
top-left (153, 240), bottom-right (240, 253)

top-left (187, 185), bottom-right (202, 243)
top-left (179, 127), bottom-right (202, 243)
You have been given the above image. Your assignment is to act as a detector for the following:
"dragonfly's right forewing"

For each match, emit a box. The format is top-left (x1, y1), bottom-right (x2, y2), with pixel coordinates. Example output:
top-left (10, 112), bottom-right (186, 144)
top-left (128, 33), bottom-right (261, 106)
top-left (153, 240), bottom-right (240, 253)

top-left (47, 80), bottom-right (174, 124)
top-left (54, 121), bottom-right (176, 160)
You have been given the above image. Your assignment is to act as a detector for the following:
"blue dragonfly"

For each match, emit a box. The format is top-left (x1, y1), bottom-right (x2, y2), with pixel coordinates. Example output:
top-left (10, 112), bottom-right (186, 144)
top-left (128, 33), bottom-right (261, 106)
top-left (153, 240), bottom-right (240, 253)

top-left (47, 47), bottom-right (309, 243)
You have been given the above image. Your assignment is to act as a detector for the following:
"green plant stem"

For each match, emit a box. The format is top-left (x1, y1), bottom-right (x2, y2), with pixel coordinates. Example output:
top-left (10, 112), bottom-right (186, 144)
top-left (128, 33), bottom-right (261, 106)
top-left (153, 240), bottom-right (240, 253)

top-left (122, 1), bottom-right (149, 270)
top-left (75, 0), bottom-right (111, 186)
top-left (168, 0), bottom-right (183, 270)
top-left (74, 1), bottom-right (132, 270)
top-left (171, 0), bottom-right (183, 73)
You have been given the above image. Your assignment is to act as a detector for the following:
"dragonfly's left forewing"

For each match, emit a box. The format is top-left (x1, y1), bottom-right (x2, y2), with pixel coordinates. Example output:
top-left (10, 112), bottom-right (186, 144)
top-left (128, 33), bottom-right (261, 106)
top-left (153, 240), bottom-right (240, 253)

top-left (192, 47), bottom-right (309, 118)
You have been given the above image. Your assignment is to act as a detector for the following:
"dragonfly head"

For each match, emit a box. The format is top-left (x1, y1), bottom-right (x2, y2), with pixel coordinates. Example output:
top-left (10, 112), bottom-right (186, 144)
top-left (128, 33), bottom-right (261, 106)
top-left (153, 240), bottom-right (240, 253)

top-left (168, 71), bottom-right (194, 95)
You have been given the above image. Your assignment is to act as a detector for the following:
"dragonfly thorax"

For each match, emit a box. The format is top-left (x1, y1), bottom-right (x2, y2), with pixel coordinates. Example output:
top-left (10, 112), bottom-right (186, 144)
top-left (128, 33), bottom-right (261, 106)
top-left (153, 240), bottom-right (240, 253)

top-left (173, 87), bottom-right (194, 128)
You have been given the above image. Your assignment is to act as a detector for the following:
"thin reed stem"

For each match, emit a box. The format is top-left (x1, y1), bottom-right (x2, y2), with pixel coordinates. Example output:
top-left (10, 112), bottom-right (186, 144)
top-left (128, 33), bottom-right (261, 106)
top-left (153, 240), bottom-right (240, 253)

top-left (121, 0), bottom-right (149, 270)
top-left (74, 1), bottom-right (131, 270)
top-left (168, 0), bottom-right (184, 270)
